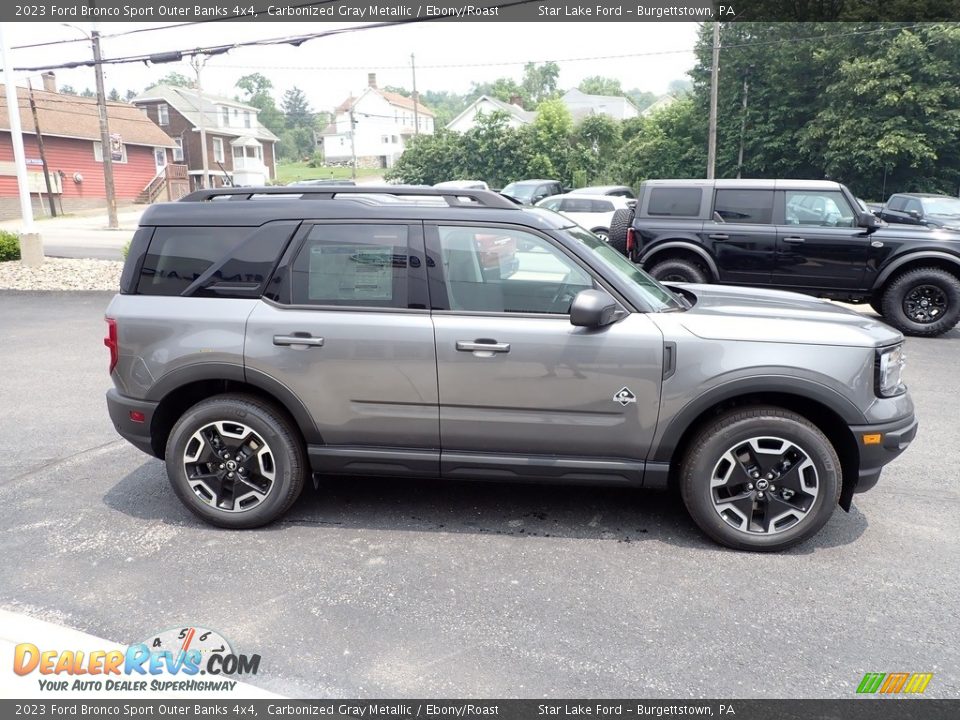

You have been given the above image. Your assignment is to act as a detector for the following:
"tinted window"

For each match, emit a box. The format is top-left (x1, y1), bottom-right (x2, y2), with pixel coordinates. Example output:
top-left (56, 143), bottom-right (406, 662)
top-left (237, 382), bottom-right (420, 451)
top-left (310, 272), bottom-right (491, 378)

top-left (887, 196), bottom-right (907, 211)
top-left (138, 227), bottom-right (255, 296)
top-left (714, 189), bottom-right (774, 224)
top-left (290, 224), bottom-right (410, 308)
top-left (903, 197), bottom-right (923, 215)
top-left (648, 187), bottom-right (702, 216)
top-left (591, 199), bottom-right (615, 212)
top-left (560, 197), bottom-right (595, 213)
top-left (436, 226), bottom-right (593, 314)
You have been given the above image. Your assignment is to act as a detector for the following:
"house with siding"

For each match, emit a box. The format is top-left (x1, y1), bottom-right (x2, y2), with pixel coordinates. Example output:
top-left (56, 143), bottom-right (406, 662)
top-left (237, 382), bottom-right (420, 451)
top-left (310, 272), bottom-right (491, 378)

top-left (561, 89), bottom-right (640, 121)
top-left (445, 95), bottom-right (535, 133)
top-left (133, 85), bottom-right (279, 189)
top-left (320, 74), bottom-right (435, 169)
top-left (0, 75), bottom-right (177, 219)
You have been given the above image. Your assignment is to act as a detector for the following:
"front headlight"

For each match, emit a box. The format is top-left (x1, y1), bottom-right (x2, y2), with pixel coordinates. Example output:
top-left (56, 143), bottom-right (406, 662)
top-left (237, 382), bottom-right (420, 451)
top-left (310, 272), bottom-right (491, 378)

top-left (876, 344), bottom-right (906, 397)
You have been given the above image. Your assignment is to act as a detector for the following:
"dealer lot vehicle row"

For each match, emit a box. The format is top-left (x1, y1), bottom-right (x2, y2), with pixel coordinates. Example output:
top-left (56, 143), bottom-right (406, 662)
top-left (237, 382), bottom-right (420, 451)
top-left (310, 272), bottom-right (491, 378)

top-left (105, 186), bottom-right (914, 551)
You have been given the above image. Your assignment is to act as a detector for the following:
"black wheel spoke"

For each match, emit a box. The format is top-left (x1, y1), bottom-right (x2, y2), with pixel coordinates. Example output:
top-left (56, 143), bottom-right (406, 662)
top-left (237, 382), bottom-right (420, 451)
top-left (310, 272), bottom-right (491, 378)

top-left (903, 285), bottom-right (948, 324)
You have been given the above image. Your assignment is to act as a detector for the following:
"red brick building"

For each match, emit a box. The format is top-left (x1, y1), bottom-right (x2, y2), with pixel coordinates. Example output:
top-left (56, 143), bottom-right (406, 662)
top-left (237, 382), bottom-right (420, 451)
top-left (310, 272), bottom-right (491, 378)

top-left (0, 78), bottom-right (177, 219)
top-left (133, 85), bottom-right (278, 190)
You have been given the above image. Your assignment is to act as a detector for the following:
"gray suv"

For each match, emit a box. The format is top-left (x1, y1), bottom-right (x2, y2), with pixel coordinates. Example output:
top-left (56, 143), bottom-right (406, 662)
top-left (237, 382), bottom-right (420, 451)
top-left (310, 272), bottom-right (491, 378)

top-left (105, 186), bottom-right (917, 551)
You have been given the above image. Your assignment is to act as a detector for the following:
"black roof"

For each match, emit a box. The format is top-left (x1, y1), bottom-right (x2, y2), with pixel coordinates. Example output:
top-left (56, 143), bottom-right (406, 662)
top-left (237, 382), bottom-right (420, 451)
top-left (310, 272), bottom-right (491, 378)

top-left (891, 192), bottom-right (955, 198)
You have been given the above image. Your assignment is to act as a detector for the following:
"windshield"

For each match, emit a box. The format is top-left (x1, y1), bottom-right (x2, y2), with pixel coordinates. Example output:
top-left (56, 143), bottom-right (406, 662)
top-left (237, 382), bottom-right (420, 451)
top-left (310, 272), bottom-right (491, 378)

top-left (564, 227), bottom-right (684, 312)
top-left (921, 197), bottom-right (960, 217)
top-left (502, 182), bottom-right (536, 202)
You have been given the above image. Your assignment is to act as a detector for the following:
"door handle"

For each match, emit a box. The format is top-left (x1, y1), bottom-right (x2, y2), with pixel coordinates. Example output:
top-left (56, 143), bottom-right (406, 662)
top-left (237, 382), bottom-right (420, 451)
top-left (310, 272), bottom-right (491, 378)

top-left (708, 233), bottom-right (729, 241)
top-left (274, 334), bottom-right (324, 347)
top-left (782, 236), bottom-right (806, 244)
top-left (456, 340), bottom-right (511, 353)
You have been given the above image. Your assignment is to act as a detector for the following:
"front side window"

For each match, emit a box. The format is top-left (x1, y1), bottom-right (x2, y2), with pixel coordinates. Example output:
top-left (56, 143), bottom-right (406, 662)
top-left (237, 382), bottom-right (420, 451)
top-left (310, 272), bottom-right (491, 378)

top-left (903, 198), bottom-right (923, 216)
top-left (290, 225), bottom-right (411, 308)
top-left (714, 189), bottom-right (774, 224)
top-left (784, 190), bottom-right (855, 227)
top-left (435, 226), bottom-right (593, 314)
top-left (921, 196), bottom-right (960, 217)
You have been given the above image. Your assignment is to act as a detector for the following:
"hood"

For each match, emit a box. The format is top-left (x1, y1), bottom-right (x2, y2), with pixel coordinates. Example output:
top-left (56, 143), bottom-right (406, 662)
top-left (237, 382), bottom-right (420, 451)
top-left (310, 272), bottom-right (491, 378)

top-left (667, 284), bottom-right (903, 348)
top-left (874, 224), bottom-right (960, 240)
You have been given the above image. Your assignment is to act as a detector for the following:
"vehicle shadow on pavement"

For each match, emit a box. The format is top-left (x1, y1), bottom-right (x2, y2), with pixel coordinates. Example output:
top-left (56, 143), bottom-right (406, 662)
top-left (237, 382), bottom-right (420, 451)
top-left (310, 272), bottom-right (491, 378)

top-left (103, 460), bottom-right (868, 554)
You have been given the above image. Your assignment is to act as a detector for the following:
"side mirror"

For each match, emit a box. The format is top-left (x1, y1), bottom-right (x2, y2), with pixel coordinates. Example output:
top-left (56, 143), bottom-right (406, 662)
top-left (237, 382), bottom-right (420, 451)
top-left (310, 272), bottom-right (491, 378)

top-left (858, 211), bottom-right (881, 230)
top-left (570, 289), bottom-right (619, 328)
top-left (908, 209), bottom-right (922, 219)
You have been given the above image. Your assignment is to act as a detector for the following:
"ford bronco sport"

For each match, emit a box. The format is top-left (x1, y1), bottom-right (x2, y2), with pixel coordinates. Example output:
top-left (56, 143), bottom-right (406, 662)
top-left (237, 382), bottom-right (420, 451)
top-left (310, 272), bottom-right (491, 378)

top-left (105, 186), bottom-right (917, 551)
top-left (608, 179), bottom-right (960, 337)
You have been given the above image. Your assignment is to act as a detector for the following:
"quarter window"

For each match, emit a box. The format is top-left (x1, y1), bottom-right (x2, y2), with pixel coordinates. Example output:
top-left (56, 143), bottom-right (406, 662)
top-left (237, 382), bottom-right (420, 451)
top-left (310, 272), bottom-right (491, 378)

top-left (648, 187), bottom-right (702, 217)
top-left (435, 226), bottom-right (593, 314)
top-left (714, 189), bottom-right (774, 224)
top-left (290, 225), bottom-right (411, 308)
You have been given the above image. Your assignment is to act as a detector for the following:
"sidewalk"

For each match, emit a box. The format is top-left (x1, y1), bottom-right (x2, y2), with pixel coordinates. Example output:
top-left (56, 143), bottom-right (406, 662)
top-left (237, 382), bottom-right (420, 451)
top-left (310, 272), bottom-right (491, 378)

top-left (0, 208), bottom-right (142, 261)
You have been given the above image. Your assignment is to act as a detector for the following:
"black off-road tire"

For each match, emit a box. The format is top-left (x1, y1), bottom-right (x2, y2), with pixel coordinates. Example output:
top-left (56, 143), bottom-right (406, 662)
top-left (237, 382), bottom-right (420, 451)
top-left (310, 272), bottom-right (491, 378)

top-left (879, 267), bottom-right (960, 337)
top-left (165, 394), bottom-right (306, 529)
top-left (607, 207), bottom-right (636, 257)
top-left (649, 258), bottom-right (709, 284)
top-left (680, 406), bottom-right (841, 552)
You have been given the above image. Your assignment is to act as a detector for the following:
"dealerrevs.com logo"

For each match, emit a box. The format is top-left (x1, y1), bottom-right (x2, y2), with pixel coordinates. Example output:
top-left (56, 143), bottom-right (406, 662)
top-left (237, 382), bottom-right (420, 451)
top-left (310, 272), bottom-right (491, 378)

top-left (13, 626), bottom-right (261, 693)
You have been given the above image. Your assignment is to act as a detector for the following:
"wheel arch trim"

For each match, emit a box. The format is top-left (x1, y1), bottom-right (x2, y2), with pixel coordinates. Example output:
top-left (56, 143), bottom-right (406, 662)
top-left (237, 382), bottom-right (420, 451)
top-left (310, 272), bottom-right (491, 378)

top-left (640, 240), bottom-right (720, 279)
top-left (874, 251), bottom-right (960, 288)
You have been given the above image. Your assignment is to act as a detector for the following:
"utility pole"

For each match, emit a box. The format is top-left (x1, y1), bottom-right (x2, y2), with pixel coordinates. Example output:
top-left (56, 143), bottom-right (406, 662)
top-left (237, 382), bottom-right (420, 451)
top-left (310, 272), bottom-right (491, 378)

top-left (411, 53), bottom-right (420, 136)
top-left (91, 24), bottom-right (119, 229)
top-left (27, 80), bottom-right (57, 216)
top-left (707, 21), bottom-right (720, 180)
top-left (736, 70), bottom-right (750, 179)
top-left (190, 55), bottom-right (210, 190)
top-left (0, 22), bottom-right (43, 265)
top-left (349, 107), bottom-right (357, 180)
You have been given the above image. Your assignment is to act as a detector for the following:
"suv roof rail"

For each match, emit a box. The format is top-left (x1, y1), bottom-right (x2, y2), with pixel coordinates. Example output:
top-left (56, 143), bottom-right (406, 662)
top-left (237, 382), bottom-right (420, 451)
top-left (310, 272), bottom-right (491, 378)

top-left (179, 185), bottom-right (521, 210)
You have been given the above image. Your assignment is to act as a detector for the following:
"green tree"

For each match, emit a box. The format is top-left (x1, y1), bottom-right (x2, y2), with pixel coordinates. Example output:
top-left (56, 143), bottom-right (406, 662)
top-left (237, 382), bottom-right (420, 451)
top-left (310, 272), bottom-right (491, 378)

top-left (108, 89), bottom-right (121, 102)
top-left (574, 114), bottom-right (623, 184)
top-left (522, 61), bottom-right (561, 106)
top-left (236, 73), bottom-right (285, 135)
top-left (578, 76), bottom-right (623, 96)
top-left (281, 86), bottom-right (314, 130)
top-left (278, 127), bottom-right (316, 162)
top-left (467, 77), bottom-right (528, 108)
top-left (59, 85), bottom-right (77, 95)
top-left (616, 96), bottom-right (707, 186)
top-left (625, 89), bottom-right (657, 112)
top-left (155, 72), bottom-right (193, 88)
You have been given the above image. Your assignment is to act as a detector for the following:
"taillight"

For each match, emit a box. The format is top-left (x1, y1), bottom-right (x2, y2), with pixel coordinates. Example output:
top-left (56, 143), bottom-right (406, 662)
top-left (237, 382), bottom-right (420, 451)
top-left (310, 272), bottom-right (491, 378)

top-left (626, 227), bottom-right (636, 254)
top-left (104, 317), bottom-right (118, 374)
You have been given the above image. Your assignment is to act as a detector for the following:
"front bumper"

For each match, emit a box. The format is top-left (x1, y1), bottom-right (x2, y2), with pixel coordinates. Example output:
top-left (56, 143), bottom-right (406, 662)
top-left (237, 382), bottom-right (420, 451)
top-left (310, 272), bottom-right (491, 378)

top-left (106, 388), bottom-right (159, 457)
top-left (849, 413), bottom-right (918, 494)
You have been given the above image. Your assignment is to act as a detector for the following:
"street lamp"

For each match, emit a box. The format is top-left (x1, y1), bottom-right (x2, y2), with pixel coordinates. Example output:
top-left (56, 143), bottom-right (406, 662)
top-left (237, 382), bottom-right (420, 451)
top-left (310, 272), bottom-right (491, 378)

top-left (62, 22), bottom-right (118, 230)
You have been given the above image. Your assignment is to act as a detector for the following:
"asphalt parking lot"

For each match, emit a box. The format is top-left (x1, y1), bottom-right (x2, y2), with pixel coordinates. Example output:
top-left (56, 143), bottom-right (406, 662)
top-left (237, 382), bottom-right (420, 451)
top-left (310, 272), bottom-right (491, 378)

top-left (1, 290), bottom-right (958, 699)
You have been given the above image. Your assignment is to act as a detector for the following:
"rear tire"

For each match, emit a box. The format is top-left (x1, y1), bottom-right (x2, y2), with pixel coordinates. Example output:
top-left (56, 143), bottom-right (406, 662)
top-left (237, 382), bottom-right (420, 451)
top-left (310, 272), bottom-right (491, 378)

top-left (607, 207), bottom-right (635, 256)
top-left (649, 258), bottom-right (709, 284)
top-left (680, 406), bottom-right (840, 552)
top-left (879, 267), bottom-right (960, 337)
top-left (165, 394), bottom-right (306, 529)
top-left (591, 228), bottom-right (609, 242)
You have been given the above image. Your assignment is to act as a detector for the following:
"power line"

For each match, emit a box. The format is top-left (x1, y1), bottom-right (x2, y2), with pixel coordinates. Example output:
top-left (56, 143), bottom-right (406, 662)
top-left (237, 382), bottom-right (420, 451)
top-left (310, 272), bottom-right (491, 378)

top-left (11, 0), bottom-right (349, 50)
top-left (10, 0), bottom-right (544, 73)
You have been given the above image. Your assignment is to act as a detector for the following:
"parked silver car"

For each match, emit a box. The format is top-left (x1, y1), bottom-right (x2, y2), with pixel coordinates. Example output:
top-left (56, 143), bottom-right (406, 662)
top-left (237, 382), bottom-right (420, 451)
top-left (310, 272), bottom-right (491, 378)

top-left (105, 186), bottom-right (916, 551)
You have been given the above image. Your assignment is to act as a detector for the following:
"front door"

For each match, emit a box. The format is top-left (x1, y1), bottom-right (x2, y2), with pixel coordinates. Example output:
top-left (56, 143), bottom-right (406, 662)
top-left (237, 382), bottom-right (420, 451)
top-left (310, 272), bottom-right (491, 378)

top-left (244, 221), bottom-right (439, 472)
top-left (425, 223), bottom-right (663, 477)
top-left (774, 188), bottom-right (869, 290)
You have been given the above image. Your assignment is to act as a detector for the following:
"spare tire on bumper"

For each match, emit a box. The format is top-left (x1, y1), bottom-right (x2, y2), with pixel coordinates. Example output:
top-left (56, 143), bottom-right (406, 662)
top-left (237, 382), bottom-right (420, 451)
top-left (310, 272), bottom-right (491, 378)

top-left (607, 207), bottom-right (636, 258)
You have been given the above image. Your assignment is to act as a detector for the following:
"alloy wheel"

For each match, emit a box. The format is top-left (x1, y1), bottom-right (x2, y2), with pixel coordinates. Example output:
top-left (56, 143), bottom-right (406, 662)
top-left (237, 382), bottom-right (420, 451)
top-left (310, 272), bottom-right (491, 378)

top-left (903, 284), bottom-right (948, 324)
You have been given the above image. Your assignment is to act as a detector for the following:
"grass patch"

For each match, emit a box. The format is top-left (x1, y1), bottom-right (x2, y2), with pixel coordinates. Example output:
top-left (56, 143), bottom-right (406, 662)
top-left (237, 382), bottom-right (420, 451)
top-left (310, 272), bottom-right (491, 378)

top-left (274, 162), bottom-right (383, 185)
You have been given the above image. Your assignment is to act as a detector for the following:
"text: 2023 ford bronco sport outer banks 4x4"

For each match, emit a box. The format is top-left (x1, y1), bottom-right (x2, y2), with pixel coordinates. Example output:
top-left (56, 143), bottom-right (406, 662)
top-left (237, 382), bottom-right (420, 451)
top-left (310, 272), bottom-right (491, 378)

top-left (105, 186), bottom-right (917, 551)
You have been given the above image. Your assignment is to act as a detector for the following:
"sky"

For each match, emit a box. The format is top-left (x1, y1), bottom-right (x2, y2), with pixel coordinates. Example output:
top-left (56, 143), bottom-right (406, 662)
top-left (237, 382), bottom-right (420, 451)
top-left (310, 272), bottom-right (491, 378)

top-left (7, 21), bottom-right (700, 111)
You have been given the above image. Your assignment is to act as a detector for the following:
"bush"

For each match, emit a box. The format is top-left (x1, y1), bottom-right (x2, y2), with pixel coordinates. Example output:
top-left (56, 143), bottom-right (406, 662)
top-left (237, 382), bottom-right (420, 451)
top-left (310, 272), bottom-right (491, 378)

top-left (121, 240), bottom-right (131, 260)
top-left (0, 230), bottom-right (20, 261)
top-left (306, 151), bottom-right (325, 168)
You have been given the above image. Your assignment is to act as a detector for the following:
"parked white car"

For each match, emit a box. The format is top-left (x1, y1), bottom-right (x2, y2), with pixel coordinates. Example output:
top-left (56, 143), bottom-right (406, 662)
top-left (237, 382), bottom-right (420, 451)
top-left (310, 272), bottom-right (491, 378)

top-left (535, 193), bottom-right (635, 242)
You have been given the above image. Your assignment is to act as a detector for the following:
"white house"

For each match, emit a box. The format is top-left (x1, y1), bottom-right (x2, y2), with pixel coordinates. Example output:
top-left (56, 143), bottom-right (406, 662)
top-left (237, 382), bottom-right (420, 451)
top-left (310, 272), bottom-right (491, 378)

top-left (640, 94), bottom-right (680, 117)
top-left (445, 95), bottom-right (536, 133)
top-left (561, 89), bottom-right (640, 121)
top-left (321, 74), bottom-right (435, 168)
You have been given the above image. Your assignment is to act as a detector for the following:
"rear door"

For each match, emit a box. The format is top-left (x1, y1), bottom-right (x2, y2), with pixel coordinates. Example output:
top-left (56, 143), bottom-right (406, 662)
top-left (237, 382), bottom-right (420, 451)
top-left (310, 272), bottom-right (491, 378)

top-left (774, 188), bottom-right (869, 290)
top-left (244, 221), bottom-right (439, 473)
top-left (425, 223), bottom-right (663, 475)
top-left (700, 188), bottom-right (777, 285)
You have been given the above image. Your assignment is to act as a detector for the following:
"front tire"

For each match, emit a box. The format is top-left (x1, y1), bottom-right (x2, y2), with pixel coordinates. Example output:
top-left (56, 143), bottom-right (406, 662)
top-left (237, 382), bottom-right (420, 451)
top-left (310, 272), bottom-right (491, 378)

top-left (165, 394), bottom-right (306, 529)
top-left (879, 267), bottom-right (960, 337)
top-left (680, 407), bottom-right (840, 552)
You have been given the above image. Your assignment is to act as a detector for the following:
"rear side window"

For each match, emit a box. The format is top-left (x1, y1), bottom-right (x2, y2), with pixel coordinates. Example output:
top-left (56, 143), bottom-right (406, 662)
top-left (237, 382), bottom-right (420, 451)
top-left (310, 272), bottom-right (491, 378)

top-left (591, 199), bottom-right (615, 212)
top-left (647, 187), bottom-right (702, 217)
top-left (138, 227), bottom-right (253, 296)
top-left (714, 189), bottom-right (774, 224)
top-left (290, 224), bottom-right (411, 308)
top-left (560, 197), bottom-right (595, 213)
